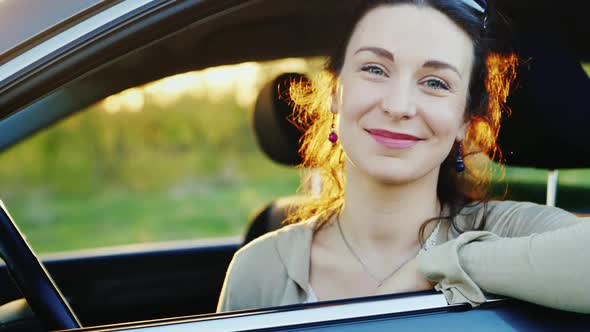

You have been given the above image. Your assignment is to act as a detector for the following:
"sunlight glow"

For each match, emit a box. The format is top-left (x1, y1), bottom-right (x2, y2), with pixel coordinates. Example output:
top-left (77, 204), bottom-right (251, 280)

top-left (103, 95), bottom-right (122, 114)
top-left (121, 88), bottom-right (144, 112)
top-left (101, 58), bottom-right (317, 113)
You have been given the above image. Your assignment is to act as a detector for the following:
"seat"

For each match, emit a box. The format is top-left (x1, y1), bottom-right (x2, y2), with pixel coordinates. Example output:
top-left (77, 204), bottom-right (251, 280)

top-left (243, 73), bottom-right (310, 246)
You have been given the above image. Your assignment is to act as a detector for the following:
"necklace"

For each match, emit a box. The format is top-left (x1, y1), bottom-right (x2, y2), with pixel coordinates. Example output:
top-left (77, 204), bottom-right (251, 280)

top-left (336, 214), bottom-right (430, 288)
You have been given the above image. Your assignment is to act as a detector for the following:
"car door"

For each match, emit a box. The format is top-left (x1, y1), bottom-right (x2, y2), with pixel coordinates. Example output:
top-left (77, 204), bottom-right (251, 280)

top-left (34, 292), bottom-right (590, 331)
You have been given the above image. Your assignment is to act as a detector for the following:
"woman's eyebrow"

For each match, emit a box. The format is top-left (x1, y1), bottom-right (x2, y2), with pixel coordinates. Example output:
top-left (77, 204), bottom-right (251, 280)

top-left (422, 60), bottom-right (462, 78)
top-left (354, 46), bottom-right (394, 62)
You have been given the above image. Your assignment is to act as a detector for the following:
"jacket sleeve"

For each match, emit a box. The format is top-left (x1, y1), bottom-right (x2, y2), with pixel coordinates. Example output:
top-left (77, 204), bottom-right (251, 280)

top-left (418, 202), bottom-right (590, 314)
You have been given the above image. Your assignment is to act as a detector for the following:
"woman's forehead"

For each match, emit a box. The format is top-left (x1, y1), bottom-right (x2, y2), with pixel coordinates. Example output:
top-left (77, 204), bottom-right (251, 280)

top-left (345, 5), bottom-right (474, 74)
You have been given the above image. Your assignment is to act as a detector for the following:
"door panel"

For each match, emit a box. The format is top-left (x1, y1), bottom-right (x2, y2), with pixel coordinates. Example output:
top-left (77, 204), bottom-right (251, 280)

top-left (0, 240), bottom-right (238, 326)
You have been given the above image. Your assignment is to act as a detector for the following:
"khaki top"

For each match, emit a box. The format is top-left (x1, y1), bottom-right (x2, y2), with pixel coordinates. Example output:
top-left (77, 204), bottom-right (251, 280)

top-left (217, 200), bottom-right (590, 314)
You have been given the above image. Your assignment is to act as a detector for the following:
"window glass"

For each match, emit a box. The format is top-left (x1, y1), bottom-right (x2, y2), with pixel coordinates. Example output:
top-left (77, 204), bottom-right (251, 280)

top-left (0, 0), bottom-right (102, 56)
top-left (0, 57), bottom-right (324, 253)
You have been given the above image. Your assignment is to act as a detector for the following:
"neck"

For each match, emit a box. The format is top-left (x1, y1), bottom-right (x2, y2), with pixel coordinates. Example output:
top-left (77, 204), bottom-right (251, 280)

top-left (339, 161), bottom-right (441, 253)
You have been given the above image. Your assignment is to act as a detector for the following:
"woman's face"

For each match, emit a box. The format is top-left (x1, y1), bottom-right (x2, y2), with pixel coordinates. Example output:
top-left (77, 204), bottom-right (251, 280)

top-left (336, 4), bottom-right (474, 184)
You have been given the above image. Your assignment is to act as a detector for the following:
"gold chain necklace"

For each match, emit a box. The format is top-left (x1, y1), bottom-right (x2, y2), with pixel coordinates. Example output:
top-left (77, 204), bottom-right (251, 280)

top-left (336, 214), bottom-right (421, 288)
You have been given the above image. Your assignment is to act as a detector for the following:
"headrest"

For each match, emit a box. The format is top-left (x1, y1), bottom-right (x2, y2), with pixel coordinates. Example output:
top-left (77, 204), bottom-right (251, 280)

top-left (500, 31), bottom-right (590, 169)
top-left (253, 73), bottom-right (308, 166)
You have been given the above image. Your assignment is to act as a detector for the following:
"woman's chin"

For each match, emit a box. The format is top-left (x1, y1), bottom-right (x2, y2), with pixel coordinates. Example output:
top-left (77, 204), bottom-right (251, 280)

top-left (363, 164), bottom-right (425, 185)
top-left (345, 154), bottom-right (440, 185)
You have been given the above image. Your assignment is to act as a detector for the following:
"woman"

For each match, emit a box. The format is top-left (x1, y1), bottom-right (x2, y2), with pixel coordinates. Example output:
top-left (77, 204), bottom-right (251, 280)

top-left (217, 0), bottom-right (590, 313)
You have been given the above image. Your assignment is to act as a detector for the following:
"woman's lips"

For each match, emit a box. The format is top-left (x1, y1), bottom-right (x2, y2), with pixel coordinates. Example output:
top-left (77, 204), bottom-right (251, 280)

top-left (366, 129), bottom-right (422, 149)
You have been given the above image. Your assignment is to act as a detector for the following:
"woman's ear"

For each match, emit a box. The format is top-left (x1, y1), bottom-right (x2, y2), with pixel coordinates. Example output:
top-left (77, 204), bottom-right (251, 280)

top-left (456, 120), bottom-right (470, 142)
top-left (330, 79), bottom-right (343, 114)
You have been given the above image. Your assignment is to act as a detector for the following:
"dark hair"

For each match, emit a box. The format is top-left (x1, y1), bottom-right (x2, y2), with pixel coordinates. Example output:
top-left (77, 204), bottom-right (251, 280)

top-left (287, 0), bottom-right (517, 243)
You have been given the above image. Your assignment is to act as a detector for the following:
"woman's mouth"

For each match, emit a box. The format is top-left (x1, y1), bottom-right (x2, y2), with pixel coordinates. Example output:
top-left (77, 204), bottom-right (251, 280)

top-left (366, 129), bottom-right (423, 149)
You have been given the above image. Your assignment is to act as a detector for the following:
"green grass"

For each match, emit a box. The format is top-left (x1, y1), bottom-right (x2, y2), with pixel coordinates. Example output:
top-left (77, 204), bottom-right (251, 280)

top-left (4, 166), bottom-right (590, 254)
top-left (3, 175), bottom-right (300, 253)
top-left (6, 167), bottom-right (590, 254)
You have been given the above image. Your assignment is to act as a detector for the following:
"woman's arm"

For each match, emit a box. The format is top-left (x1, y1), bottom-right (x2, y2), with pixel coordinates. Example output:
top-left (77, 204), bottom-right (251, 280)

top-left (460, 219), bottom-right (590, 313)
top-left (418, 202), bottom-right (590, 314)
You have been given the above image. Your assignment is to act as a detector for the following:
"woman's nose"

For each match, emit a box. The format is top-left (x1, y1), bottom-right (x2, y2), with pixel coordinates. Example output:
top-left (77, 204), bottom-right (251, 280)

top-left (381, 81), bottom-right (417, 119)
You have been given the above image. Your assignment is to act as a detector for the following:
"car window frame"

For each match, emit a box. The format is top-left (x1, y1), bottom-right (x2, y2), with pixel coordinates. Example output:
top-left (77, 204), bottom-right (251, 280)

top-left (0, 0), bottom-right (162, 85)
top-left (66, 291), bottom-right (502, 332)
top-left (0, 0), bottom-right (256, 130)
top-left (0, 0), bottom-right (118, 63)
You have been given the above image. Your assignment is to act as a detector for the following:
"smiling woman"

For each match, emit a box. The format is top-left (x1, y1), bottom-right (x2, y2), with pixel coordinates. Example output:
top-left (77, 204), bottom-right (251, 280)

top-left (217, 0), bottom-right (590, 314)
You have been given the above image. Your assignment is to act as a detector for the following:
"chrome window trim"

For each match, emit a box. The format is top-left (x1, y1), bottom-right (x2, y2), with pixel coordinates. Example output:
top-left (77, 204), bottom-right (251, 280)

top-left (0, 0), bottom-right (158, 83)
top-left (118, 293), bottom-right (451, 331)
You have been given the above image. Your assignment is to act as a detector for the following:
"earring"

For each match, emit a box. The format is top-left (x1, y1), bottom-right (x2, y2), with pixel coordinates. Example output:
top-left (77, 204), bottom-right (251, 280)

top-left (455, 141), bottom-right (465, 173)
top-left (328, 113), bottom-right (338, 144)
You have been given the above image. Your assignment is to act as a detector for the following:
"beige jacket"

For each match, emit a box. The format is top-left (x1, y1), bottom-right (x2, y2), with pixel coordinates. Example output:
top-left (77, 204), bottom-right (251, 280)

top-left (217, 201), bottom-right (590, 314)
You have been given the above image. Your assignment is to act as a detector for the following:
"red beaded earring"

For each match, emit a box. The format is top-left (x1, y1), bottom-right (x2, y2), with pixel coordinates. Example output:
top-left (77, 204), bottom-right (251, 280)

top-left (328, 113), bottom-right (338, 144)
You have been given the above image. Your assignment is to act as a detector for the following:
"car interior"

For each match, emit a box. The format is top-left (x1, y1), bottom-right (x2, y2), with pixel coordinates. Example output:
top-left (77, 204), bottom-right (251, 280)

top-left (0, 0), bottom-right (590, 331)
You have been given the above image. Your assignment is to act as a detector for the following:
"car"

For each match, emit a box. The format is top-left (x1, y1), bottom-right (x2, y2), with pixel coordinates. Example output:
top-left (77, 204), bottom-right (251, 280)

top-left (0, 0), bottom-right (589, 331)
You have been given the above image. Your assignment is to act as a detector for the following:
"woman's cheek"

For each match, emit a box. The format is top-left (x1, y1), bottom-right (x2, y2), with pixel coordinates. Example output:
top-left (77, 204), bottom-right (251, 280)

top-left (341, 83), bottom-right (378, 118)
top-left (420, 99), bottom-right (464, 137)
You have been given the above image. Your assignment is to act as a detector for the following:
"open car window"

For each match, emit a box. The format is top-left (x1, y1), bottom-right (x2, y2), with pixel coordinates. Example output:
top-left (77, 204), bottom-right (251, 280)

top-left (0, 57), bottom-right (323, 253)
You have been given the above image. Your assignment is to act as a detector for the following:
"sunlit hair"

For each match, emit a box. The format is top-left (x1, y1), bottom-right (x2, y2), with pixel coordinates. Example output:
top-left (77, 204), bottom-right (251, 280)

top-left (284, 0), bottom-right (518, 243)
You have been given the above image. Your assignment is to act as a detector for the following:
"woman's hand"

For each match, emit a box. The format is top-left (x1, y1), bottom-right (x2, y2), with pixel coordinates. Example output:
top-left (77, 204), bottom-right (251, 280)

top-left (375, 256), bottom-right (435, 295)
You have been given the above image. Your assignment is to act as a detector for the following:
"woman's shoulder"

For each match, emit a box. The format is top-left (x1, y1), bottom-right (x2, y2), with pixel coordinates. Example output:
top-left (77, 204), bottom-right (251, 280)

top-left (218, 219), bottom-right (314, 311)
top-left (222, 220), bottom-right (314, 299)
top-left (452, 200), bottom-right (580, 238)
top-left (234, 219), bottom-right (314, 268)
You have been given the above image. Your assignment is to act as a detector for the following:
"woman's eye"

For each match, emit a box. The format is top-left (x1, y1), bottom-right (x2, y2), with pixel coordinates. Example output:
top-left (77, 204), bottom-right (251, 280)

top-left (361, 65), bottom-right (387, 77)
top-left (423, 78), bottom-right (450, 91)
